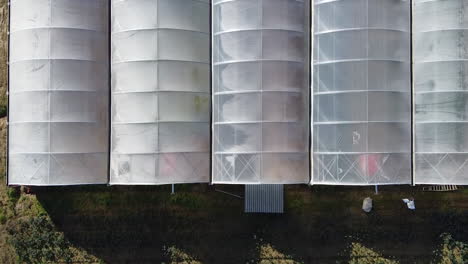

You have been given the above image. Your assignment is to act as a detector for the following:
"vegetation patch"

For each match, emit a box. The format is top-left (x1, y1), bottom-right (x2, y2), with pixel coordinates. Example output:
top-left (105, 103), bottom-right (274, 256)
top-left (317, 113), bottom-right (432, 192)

top-left (0, 207), bottom-right (6, 224)
top-left (7, 187), bottom-right (20, 205)
top-left (348, 242), bottom-right (398, 264)
top-left (0, 103), bottom-right (6, 118)
top-left (163, 245), bottom-right (202, 264)
top-left (433, 233), bottom-right (468, 264)
top-left (258, 243), bottom-right (301, 264)
top-left (7, 216), bottom-right (72, 264)
top-left (170, 192), bottom-right (204, 209)
top-left (285, 193), bottom-right (305, 212)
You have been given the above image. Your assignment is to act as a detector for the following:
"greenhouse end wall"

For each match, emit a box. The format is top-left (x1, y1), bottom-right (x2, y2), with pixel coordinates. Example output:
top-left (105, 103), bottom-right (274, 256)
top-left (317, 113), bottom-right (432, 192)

top-left (110, 0), bottom-right (211, 184)
top-left (312, 0), bottom-right (412, 185)
top-left (8, 0), bottom-right (109, 185)
top-left (212, 0), bottom-right (310, 184)
top-left (414, 0), bottom-right (468, 184)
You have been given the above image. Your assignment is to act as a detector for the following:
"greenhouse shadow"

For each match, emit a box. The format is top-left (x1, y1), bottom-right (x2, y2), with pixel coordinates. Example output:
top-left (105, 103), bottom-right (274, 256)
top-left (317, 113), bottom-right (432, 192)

top-left (34, 185), bottom-right (468, 263)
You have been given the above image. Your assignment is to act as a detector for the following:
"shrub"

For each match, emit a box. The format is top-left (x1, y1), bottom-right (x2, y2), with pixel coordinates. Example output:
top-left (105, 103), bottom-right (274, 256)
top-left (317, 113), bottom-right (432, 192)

top-left (163, 246), bottom-right (201, 264)
top-left (7, 216), bottom-right (72, 264)
top-left (434, 233), bottom-right (468, 264)
top-left (7, 187), bottom-right (20, 205)
top-left (0, 209), bottom-right (6, 224)
top-left (258, 243), bottom-right (300, 264)
top-left (0, 104), bottom-right (6, 118)
top-left (349, 242), bottom-right (398, 264)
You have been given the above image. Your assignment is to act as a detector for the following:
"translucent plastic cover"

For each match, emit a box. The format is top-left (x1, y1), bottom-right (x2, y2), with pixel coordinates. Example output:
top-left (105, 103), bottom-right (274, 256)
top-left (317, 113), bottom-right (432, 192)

top-left (8, 0), bottom-right (109, 185)
top-left (414, 0), bottom-right (468, 184)
top-left (312, 0), bottom-right (411, 185)
top-left (110, 0), bottom-right (210, 184)
top-left (212, 0), bottom-right (310, 184)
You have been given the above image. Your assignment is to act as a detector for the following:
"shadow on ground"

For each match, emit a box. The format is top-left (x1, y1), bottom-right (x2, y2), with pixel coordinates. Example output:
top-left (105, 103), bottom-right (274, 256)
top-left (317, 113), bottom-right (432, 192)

top-left (34, 185), bottom-right (468, 264)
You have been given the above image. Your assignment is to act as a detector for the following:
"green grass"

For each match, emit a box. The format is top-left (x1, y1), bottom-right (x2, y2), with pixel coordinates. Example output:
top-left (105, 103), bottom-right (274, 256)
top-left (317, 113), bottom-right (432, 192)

top-left (7, 216), bottom-right (73, 264)
top-left (1, 185), bottom-right (460, 263)
top-left (0, 208), bottom-right (6, 224)
top-left (7, 187), bottom-right (20, 205)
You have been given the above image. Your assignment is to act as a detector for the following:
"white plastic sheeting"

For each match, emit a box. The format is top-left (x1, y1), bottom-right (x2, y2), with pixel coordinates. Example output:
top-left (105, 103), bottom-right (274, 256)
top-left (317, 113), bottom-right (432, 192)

top-left (212, 0), bottom-right (310, 184)
top-left (312, 0), bottom-right (411, 185)
top-left (110, 0), bottom-right (210, 184)
top-left (8, 0), bottom-right (109, 185)
top-left (414, 0), bottom-right (468, 184)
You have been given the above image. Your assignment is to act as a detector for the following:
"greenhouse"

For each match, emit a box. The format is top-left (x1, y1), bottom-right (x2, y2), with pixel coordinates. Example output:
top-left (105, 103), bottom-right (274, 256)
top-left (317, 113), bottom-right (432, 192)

top-left (110, 0), bottom-right (211, 184)
top-left (312, 0), bottom-right (411, 185)
top-left (413, 0), bottom-right (468, 184)
top-left (8, 0), bottom-right (109, 185)
top-left (211, 0), bottom-right (310, 184)
top-left (8, 0), bottom-right (468, 187)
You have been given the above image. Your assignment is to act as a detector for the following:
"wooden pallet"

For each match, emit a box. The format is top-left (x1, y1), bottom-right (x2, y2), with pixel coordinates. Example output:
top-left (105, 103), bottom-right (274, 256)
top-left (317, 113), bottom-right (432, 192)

top-left (422, 185), bottom-right (458, 192)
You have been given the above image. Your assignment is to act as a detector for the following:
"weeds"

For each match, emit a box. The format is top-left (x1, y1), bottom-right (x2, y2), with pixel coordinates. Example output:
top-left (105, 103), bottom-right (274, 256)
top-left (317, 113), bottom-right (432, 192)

top-left (6, 187), bottom-right (19, 205)
top-left (7, 216), bottom-right (72, 264)
top-left (170, 193), bottom-right (203, 209)
top-left (433, 233), bottom-right (468, 264)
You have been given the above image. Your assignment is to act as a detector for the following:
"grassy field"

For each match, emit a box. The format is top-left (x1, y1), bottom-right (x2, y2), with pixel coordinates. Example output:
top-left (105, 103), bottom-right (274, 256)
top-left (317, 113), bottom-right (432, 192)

top-left (2, 0), bottom-right (468, 263)
top-left (3, 181), bottom-right (468, 263)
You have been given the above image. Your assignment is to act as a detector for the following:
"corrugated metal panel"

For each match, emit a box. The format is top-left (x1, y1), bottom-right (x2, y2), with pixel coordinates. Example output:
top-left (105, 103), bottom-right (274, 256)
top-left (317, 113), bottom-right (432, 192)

top-left (245, 184), bottom-right (284, 213)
